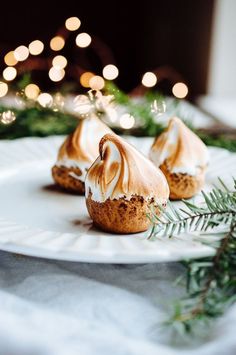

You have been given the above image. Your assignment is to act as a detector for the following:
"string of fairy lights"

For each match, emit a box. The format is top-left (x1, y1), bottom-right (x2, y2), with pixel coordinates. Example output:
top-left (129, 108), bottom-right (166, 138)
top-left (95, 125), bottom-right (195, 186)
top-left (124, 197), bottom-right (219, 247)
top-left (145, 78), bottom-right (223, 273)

top-left (0, 16), bottom-right (189, 128)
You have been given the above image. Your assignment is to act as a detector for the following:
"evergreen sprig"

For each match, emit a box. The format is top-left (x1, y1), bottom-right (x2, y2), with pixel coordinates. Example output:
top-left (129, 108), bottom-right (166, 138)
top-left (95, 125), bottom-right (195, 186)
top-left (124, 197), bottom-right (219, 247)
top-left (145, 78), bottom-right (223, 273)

top-left (149, 179), bottom-right (236, 335)
top-left (0, 105), bottom-right (78, 139)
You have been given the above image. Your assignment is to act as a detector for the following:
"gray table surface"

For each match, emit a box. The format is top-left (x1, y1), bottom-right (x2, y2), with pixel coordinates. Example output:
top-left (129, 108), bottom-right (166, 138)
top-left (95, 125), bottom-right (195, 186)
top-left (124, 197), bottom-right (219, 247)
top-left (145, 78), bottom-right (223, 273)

top-left (0, 250), bottom-right (235, 355)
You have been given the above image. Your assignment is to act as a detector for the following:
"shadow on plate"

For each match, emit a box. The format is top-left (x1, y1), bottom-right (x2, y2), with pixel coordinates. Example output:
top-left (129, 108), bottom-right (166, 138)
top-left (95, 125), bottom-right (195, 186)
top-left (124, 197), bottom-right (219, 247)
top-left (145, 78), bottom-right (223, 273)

top-left (42, 184), bottom-right (82, 196)
top-left (71, 218), bottom-right (145, 238)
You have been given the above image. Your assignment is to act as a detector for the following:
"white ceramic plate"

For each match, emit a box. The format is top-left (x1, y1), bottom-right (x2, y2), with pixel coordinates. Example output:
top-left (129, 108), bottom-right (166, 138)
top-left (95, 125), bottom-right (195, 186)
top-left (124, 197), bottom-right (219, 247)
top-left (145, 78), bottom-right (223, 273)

top-left (0, 136), bottom-right (235, 263)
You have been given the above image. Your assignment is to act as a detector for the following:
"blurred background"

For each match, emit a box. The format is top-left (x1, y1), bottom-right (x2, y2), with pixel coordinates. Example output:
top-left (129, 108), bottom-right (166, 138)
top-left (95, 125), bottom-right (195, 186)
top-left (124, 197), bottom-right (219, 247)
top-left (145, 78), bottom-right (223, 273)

top-left (0, 0), bottom-right (235, 137)
top-left (0, 0), bottom-right (216, 98)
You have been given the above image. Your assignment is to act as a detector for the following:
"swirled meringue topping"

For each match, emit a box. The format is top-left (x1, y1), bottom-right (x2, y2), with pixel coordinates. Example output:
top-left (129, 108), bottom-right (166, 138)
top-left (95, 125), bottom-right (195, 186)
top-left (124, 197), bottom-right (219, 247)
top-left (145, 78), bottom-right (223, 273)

top-left (149, 117), bottom-right (209, 175)
top-left (85, 134), bottom-right (169, 203)
top-left (56, 114), bottom-right (113, 181)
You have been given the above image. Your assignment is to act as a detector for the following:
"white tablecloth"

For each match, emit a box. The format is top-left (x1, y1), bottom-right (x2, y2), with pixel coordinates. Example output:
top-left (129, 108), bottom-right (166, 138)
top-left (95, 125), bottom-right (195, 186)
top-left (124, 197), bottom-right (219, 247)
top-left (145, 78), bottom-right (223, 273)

top-left (0, 250), bottom-right (236, 355)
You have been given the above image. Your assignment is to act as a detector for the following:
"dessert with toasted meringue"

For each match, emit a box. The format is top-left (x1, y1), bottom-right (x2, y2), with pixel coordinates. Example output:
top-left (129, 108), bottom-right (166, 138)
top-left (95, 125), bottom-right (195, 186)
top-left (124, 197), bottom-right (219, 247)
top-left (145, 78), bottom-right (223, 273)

top-left (149, 117), bottom-right (209, 200)
top-left (85, 134), bottom-right (169, 234)
top-left (52, 114), bottom-right (112, 193)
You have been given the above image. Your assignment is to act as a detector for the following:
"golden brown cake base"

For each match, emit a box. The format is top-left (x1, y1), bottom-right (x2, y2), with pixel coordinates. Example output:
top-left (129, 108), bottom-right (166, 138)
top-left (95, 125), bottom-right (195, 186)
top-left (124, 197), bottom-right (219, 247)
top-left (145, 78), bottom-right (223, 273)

top-left (86, 193), bottom-right (164, 234)
top-left (52, 165), bottom-right (85, 194)
top-left (160, 162), bottom-right (206, 200)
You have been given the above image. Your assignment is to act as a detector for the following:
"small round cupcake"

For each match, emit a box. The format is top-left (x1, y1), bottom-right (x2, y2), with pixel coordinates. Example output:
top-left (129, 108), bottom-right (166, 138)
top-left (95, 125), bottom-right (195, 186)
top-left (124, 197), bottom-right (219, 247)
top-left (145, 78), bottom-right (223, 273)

top-left (85, 134), bottom-right (169, 234)
top-left (149, 117), bottom-right (209, 200)
top-left (52, 114), bottom-right (112, 194)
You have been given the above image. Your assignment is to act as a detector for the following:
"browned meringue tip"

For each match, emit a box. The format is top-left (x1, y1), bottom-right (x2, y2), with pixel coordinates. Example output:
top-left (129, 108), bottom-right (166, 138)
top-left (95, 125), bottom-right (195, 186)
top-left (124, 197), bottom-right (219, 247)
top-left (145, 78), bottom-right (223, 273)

top-left (99, 133), bottom-right (120, 157)
top-left (86, 132), bottom-right (170, 204)
top-left (57, 115), bottom-right (113, 163)
top-left (150, 116), bottom-right (209, 171)
top-left (53, 115), bottom-right (114, 194)
top-left (150, 116), bottom-right (209, 199)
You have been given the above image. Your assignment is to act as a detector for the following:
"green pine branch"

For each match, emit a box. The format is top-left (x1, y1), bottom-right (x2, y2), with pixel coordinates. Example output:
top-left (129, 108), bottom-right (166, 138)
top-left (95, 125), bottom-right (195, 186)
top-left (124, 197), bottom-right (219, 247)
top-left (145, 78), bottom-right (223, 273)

top-left (148, 179), bottom-right (236, 239)
top-left (149, 178), bottom-right (236, 335)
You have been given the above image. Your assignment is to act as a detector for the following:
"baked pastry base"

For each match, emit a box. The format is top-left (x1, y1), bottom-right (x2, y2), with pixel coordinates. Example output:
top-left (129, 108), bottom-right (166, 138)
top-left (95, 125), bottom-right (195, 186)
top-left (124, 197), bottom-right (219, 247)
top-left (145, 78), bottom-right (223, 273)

top-left (160, 161), bottom-right (206, 200)
top-left (52, 165), bottom-right (85, 194)
top-left (86, 193), bottom-right (164, 234)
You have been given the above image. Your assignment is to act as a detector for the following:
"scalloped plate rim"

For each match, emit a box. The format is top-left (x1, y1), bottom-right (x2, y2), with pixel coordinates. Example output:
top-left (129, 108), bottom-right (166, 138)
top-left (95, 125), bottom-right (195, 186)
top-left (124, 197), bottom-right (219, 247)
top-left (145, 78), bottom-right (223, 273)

top-left (0, 135), bottom-right (234, 263)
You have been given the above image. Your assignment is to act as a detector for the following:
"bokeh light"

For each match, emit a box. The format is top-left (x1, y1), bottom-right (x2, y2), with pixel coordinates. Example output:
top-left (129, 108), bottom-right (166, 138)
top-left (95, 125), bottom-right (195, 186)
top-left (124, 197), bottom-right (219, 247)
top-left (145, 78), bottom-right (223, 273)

top-left (119, 113), bottom-right (135, 129)
top-left (141, 72), bottom-right (157, 87)
top-left (15, 90), bottom-right (26, 107)
top-left (0, 110), bottom-right (16, 125)
top-left (65, 17), bottom-right (81, 31)
top-left (102, 64), bottom-right (119, 80)
top-left (14, 46), bottom-right (29, 61)
top-left (75, 33), bottom-right (92, 48)
top-left (48, 67), bottom-right (65, 82)
top-left (3, 67), bottom-right (17, 81)
top-left (150, 99), bottom-right (166, 116)
top-left (29, 40), bottom-right (44, 55)
top-left (4, 51), bottom-right (18, 66)
top-left (50, 36), bottom-right (65, 51)
top-left (89, 76), bottom-right (105, 90)
top-left (172, 82), bottom-right (188, 99)
top-left (52, 55), bottom-right (67, 69)
top-left (80, 72), bottom-right (94, 88)
top-left (52, 93), bottom-right (65, 112)
top-left (0, 82), bottom-right (8, 97)
top-left (37, 93), bottom-right (53, 107)
top-left (25, 84), bottom-right (40, 100)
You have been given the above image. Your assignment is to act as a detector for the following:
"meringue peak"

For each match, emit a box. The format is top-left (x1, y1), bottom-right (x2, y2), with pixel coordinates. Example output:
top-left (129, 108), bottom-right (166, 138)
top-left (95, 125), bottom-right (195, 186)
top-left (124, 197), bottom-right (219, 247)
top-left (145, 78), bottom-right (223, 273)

top-left (86, 134), bottom-right (169, 203)
top-left (150, 117), bottom-right (209, 175)
top-left (56, 114), bottom-right (112, 180)
top-left (58, 114), bottom-right (112, 163)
